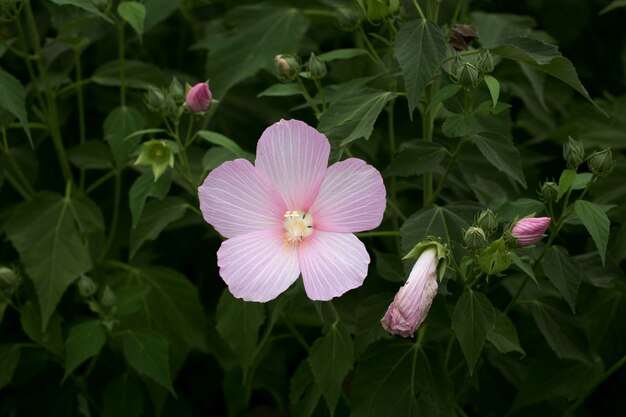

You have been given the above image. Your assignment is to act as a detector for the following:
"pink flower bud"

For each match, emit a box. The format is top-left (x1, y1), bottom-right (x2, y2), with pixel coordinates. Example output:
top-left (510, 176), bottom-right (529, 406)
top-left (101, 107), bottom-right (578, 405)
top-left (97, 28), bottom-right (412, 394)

top-left (511, 217), bottom-right (551, 246)
top-left (186, 82), bottom-right (212, 113)
top-left (381, 248), bottom-right (439, 338)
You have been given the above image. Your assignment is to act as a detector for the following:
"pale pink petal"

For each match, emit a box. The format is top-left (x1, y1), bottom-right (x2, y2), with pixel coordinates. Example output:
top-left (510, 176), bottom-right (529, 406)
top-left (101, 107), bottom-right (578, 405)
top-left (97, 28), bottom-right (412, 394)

top-left (298, 231), bottom-right (370, 300)
top-left (255, 119), bottom-right (330, 211)
top-left (198, 159), bottom-right (286, 238)
top-left (217, 229), bottom-right (300, 302)
top-left (309, 158), bottom-right (386, 233)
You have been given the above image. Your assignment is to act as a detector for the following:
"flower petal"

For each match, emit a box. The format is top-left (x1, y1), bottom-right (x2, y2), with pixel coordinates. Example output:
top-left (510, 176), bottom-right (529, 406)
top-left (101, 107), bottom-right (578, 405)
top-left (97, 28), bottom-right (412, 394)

top-left (217, 229), bottom-right (300, 302)
top-left (255, 119), bottom-right (330, 211)
top-left (298, 231), bottom-right (370, 300)
top-left (309, 158), bottom-right (386, 233)
top-left (198, 159), bottom-right (286, 238)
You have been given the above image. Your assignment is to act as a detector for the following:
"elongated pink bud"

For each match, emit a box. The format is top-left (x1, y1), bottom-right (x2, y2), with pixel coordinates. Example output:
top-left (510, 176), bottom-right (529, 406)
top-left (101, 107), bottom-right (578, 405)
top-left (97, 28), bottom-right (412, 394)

top-left (511, 217), bottom-right (551, 246)
top-left (186, 82), bottom-right (212, 113)
top-left (381, 248), bottom-right (439, 338)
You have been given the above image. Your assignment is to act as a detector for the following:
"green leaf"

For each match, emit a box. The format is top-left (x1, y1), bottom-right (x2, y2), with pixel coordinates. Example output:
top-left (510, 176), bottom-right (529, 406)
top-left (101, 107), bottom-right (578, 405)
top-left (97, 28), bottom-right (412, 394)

top-left (510, 252), bottom-right (537, 285)
top-left (202, 147), bottom-right (237, 172)
top-left (317, 48), bottom-right (367, 61)
top-left (49, 0), bottom-right (114, 23)
top-left (354, 293), bottom-right (393, 358)
top-left (117, 2), bottom-right (146, 40)
top-left (196, 131), bottom-right (253, 159)
top-left (600, 0), bottom-right (626, 14)
top-left (477, 238), bottom-right (511, 276)
top-left (496, 198), bottom-right (545, 221)
top-left (129, 196), bottom-right (188, 258)
top-left (20, 301), bottom-right (64, 355)
top-left (543, 246), bottom-right (583, 312)
top-left (216, 290), bottom-right (265, 376)
top-left (557, 168), bottom-right (577, 201)
top-left (383, 141), bottom-right (447, 177)
top-left (528, 299), bottom-right (590, 362)
top-left (115, 285), bottom-right (151, 316)
top-left (0, 68), bottom-right (32, 145)
top-left (0, 345), bottom-right (20, 390)
top-left (206, 5), bottom-right (309, 97)
top-left (67, 140), bottom-right (114, 170)
top-left (143, 0), bottom-right (181, 32)
top-left (394, 19), bottom-right (447, 116)
top-left (487, 37), bottom-right (603, 113)
top-left (103, 106), bottom-right (144, 166)
top-left (68, 195), bottom-right (106, 234)
top-left (317, 88), bottom-right (395, 146)
top-left (426, 84), bottom-right (463, 112)
top-left (129, 169), bottom-right (172, 228)
top-left (374, 251), bottom-right (405, 282)
top-left (487, 312), bottom-right (524, 355)
top-left (308, 323), bottom-right (354, 413)
top-left (401, 204), bottom-right (478, 259)
top-left (483, 75), bottom-right (500, 108)
top-left (257, 83), bottom-right (301, 97)
top-left (514, 359), bottom-right (603, 409)
top-left (452, 289), bottom-right (496, 374)
top-left (102, 374), bottom-right (144, 417)
top-left (122, 330), bottom-right (173, 392)
top-left (133, 267), bottom-right (207, 351)
top-left (5, 193), bottom-right (92, 329)
top-left (64, 320), bottom-right (106, 379)
top-left (574, 200), bottom-right (611, 265)
top-left (290, 361), bottom-right (321, 417)
top-left (92, 60), bottom-right (166, 89)
top-left (471, 132), bottom-right (526, 187)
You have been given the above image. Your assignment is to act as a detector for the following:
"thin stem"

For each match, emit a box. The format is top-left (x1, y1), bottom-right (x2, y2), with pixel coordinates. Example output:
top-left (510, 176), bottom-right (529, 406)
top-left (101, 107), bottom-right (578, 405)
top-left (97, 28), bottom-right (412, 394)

top-left (282, 313), bottom-right (310, 353)
top-left (313, 78), bottom-right (328, 112)
top-left (422, 85), bottom-right (436, 207)
top-left (74, 47), bottom-right (87, 190)
top-left (302, 9), bottom-right (336, 18)
top-left (98, 170), bottom-right (121, 263)
top-left (411, 0), bottom-right (427, 20)
top-left (386, 197), bottom-right (407, 221)
top-left (386, 99), bottom-right (400, 249)
top-left (503, 276), bottom-right (529, 314)
top-left (14, 14), bottom-right (45, 112)
top-left (85, 170), bottom-right (116, 195)
top-left (428, 139), bottom-right (466, 205)
top-left (57, 78), bottom-right (92, 96)
top-left (118, 22), bottom-right (126, 107)
top-left (356, 231), bottom-right (401, 237)
top-left (2, 128), bottom-right (35, 198)
top-left (446, 0), bottom-right (465, 40)
top-left (296, 77), bottom-right (321, 118)
top-left (358, 26), bottom-right (387, 70)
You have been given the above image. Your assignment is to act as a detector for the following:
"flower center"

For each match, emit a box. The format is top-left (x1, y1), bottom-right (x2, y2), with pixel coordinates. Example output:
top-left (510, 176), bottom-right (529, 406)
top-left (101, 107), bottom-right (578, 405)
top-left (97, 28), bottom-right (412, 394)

top-left (284, 210), bottom-right (313, 244)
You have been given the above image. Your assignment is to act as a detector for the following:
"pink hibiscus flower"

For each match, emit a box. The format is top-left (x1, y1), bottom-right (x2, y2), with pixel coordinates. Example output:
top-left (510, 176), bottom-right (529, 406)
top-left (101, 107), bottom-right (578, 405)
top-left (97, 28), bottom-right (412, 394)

top-left (198, 119), bottom-right (386, 302)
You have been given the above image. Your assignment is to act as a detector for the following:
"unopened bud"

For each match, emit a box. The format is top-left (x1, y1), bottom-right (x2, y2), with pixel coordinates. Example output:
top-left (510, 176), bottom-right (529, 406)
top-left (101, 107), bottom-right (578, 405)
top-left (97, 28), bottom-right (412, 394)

top-left (101, 286), bottom-right (116, 307)
top-left (476, 209), bottom-right (498, 234)
top-left (169, 77), bottom-right (184, 103)
top-left (307, 53), bottom-right (327, 80)
top-left (358, 0), bottom-right (399, 21)
top-left (77, 275), bottom-right (97, 298)
top-left (185, 82), bottom-right (212, 113)
top-left (274, 54), bottom-right (300, 81)
top-left (134, 139), bottom-right (175, 180)
top-left (477, 50), bottom-right (495, 73)
top-left (145, 86), bottom-right (166, 112)
top-left (588, 148), bottom-right (615, 177)
top-left (0, 266), bottom-right (18, 287)
top-left (540, 181), bottom-right (558, 203)
top-left (464, 227), bottom-right (487, 249)
top-left (563, 137), bottom-right (585, 170)
top-left (451, 56), bottom-right (482, 88)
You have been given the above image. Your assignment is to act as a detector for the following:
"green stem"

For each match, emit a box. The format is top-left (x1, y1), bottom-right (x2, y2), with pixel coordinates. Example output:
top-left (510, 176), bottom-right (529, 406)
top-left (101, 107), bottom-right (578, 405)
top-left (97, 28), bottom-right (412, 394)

top-left (57, 78), bottom-right (92, 96)
top-left (302, 9), bottom-right (336, 18)
top-left (446, 0), bottom-right (465, 40)
top-left (386, 197), bottom-right (407, 221)
top-left (503, 276), bottom-right (529, 314)
top-left (386, 99), bottom-right (400, 249)
top-left (282, 313), bottom-right (310, 353)
top-left (173, 120), bottom-right (197, 191)
top-left (14, 14), bottom-right (45, 112)
top-left (296, 77), bottom-right (321, 118)
top-left (356, 231), bottom-right (401, 237)
top-left (24, 0), bottom-right (73, 182)
top-left (2, 128), bottom-right (35, 198)
top-left (75, 47), bottom-right (87, 190)
top-left (118, 22), bottom-right (126, 107)
top-left (358, 26), bottom-right (387, 70)
top-left (422, 85), bottom-right (436, 207)
top-left (411, 0), bottom-right (427, 20)
top-left (314, 78), bottom-right (328, 112)
top-left (85, 170), bottom-right (116, 195)
top-left (98, 170), bottom-right (122, 263)
top-left (564, 353), bottom-right (626, 416)
top-left (428, 138), bottom-right (466, 206)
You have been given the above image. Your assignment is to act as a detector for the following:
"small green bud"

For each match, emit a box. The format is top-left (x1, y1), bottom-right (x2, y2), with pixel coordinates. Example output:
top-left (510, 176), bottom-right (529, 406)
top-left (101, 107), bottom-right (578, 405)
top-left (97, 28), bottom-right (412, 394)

top-left (477, 50), bottom-right (495, 74)
top-left (336, 5), bottom-right (362, 31)
top-left (134, 139), bottom-right (175, 180)
top-left (77, 275), bottom-right (97, 298)
top-left (563, 137), bottom-right (585, 170)
top-left (307, 53), bottom-right (327, 80)
top-left (588, 148), bottom-right (615, 177)
top-left (476, 209), bottom-right (499, 234)
top-left (540, 181), bottom-right (558, 203)
top-left (477, 238), bottom-right (511, 276)
top-left (274, 54), bottom-right (300, 82)
top-left (464, 226), bottom-right (487, 249)
top-left (145, 86), bottom-right (166, 112)
top-left (169, 77), bottom-right (185, 103)
top-left (357, 0), bottom-right (399, 21)
top-left (0, 266), bottom-right (18, 287)
top-left (101, 286), bottom-right (116, 307)
top-left (451, 56), bottom-right (482, 88)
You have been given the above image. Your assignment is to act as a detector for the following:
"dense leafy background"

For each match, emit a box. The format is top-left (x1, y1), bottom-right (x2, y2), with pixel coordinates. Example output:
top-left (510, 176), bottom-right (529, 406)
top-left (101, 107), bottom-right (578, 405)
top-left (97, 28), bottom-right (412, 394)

top-left (1, 0), bottom-right (625, 416)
